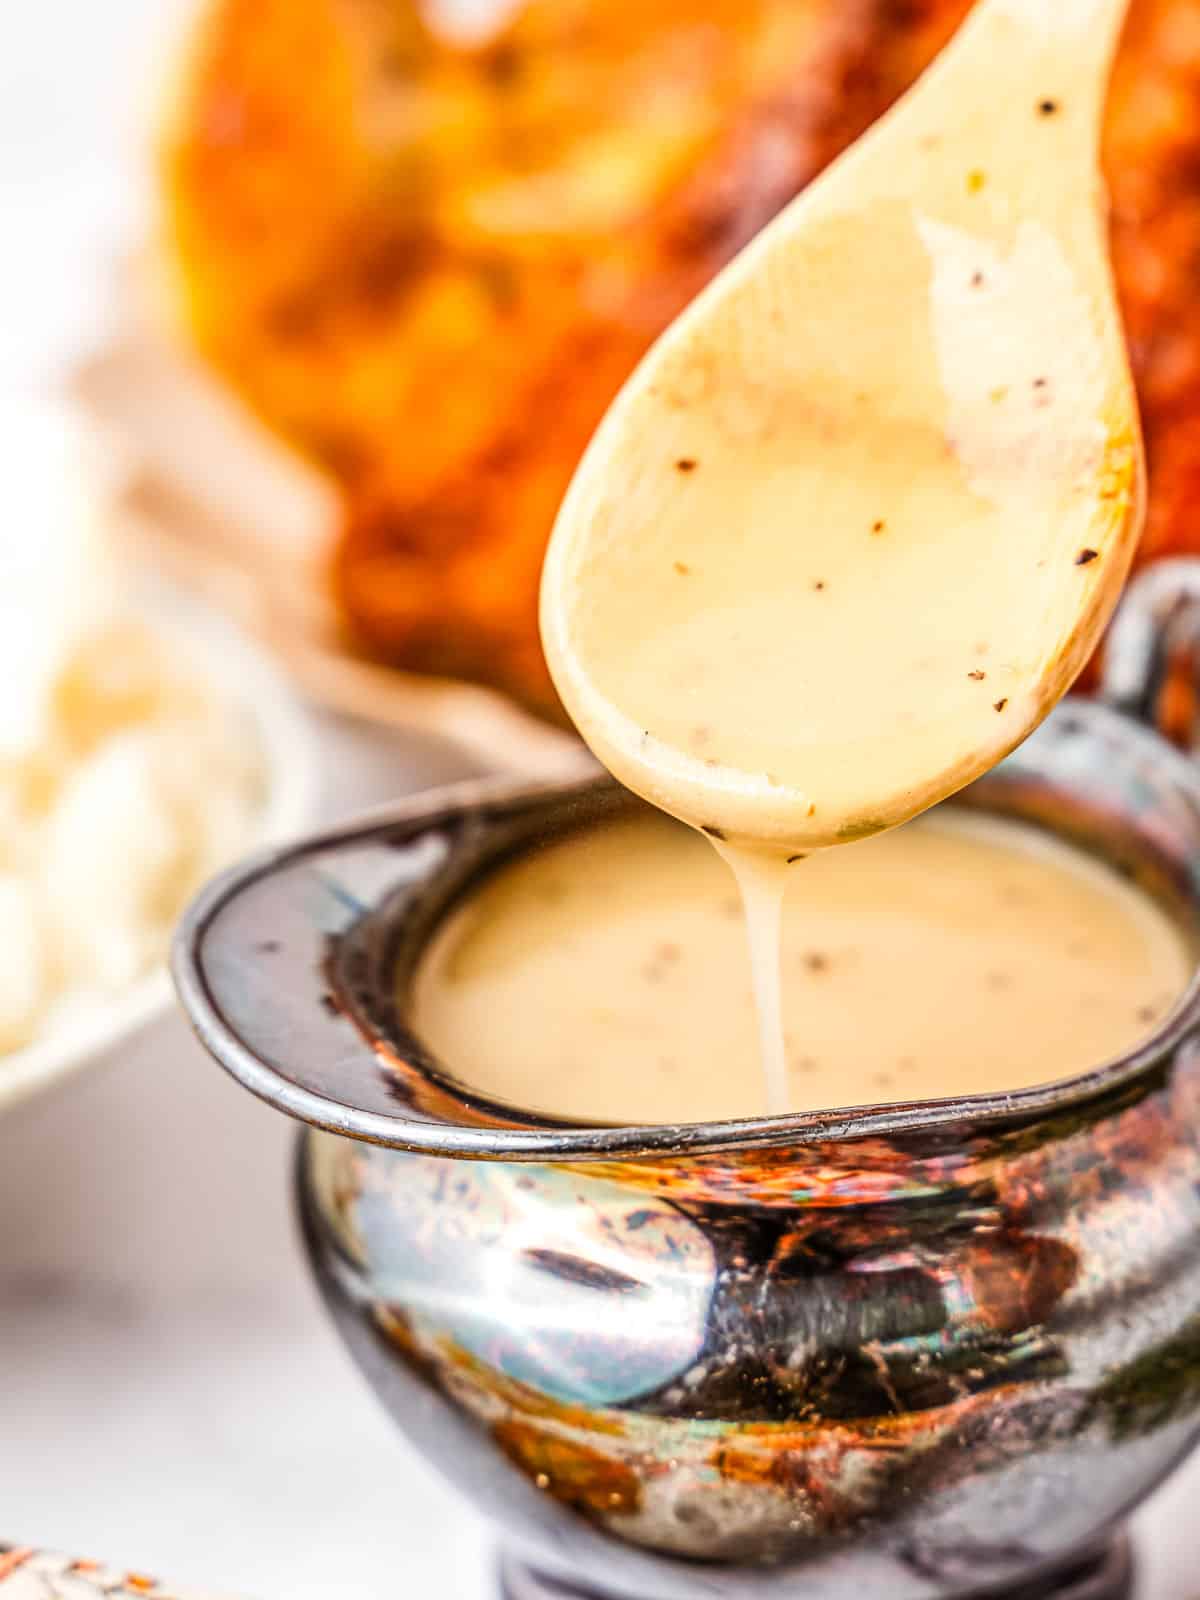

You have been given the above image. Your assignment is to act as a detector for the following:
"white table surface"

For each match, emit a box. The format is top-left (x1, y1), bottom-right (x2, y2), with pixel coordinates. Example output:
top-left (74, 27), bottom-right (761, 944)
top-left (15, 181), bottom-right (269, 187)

top-left (1, 2), bottom-right (1199, 1594)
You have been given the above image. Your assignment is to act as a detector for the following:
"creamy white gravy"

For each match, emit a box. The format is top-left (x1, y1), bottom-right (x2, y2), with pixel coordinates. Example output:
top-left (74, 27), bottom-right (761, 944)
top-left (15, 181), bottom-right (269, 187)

top-left (413, 809), bottom-right (1190, 1125)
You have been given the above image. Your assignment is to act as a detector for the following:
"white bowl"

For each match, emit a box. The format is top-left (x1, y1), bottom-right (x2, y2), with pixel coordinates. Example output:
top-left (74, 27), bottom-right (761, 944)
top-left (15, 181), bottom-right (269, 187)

top-left (0, 588), bottom-right (317, 1115)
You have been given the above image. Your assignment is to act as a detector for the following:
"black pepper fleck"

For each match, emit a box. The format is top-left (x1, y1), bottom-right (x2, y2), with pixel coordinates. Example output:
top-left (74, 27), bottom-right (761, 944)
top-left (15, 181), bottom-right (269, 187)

top-left (971, 271), bottom-right (985, 288)
top-left (676, 458), bottom-right (698, 473)
top-left (994, 698), bottom-right (1009, 712)
top-left (805, 953), bottom-right (829, 974)
top-left (968, 669), bottom-right (987, 681)
top-left (813, 580), bottom-right (826, 592)
top-left (1076, 548), bottom-right (1099, 566)
top-left (787, 854), bottom-right (806, 865)
top-left (1039, 98), bottom-right (1060, 116)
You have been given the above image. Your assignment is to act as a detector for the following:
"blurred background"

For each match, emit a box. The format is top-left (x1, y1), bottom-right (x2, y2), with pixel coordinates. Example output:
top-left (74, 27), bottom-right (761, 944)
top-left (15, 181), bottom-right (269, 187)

top-left (0, 0), bottom-right (165, 394)
top-left (2, 0), bottom-right (1200, 1593)
top-left (0, 3), bottom-right (493, 1593)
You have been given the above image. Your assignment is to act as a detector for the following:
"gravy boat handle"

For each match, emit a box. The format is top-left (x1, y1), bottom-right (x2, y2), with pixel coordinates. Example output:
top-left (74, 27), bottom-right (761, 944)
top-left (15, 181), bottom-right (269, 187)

top-left (1102, 558), bottom-right (1200, 749)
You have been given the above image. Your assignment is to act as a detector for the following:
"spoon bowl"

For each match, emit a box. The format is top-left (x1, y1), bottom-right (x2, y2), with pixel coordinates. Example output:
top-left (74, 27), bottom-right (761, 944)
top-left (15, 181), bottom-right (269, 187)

top-left (541, 0), bottom-right (1141, 851)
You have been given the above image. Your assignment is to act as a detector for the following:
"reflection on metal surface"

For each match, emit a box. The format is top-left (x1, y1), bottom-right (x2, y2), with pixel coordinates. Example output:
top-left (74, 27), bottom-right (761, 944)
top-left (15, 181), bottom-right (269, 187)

top-left (354, 1157), bottom-right (714, 1408)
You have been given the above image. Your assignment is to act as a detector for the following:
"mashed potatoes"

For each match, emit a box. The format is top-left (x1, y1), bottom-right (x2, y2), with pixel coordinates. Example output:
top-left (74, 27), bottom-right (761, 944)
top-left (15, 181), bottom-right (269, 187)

top-left (0, 413), bottom-right (261, 1054)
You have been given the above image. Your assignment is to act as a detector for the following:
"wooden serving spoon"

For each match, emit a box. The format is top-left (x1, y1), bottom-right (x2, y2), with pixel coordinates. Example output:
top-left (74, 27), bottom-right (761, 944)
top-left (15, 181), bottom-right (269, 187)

top-left (541, 0), bottom-right (1141, 853)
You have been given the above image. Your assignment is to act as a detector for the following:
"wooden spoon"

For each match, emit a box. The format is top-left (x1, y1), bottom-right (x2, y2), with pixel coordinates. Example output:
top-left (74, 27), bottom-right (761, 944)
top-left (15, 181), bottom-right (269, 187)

top-left (541, 0), bottom-right (1141, 852)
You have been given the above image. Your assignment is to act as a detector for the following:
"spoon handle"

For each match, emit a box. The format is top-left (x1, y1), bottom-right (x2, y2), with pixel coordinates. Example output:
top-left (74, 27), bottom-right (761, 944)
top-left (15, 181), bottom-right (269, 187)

top-left (974, 0), bottom-right (1131, 79)
top-left (919, 0), bottom-right (1131, 151)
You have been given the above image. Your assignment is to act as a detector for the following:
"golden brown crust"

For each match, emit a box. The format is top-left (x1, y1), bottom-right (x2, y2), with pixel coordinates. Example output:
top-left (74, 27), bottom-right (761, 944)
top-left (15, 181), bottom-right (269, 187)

top-left (164, 0), bottom-right (1200, 715)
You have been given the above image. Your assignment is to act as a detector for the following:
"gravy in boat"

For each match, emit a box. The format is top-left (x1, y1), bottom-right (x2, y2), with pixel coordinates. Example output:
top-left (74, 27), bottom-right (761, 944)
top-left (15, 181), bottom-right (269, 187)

top-left (413, 809), bottom-right (1190, 1126)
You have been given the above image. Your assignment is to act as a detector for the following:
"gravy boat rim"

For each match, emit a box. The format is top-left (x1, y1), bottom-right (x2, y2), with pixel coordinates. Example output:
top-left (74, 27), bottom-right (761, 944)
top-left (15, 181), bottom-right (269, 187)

top-left (172, 691), bottom-right (1200, 1162)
